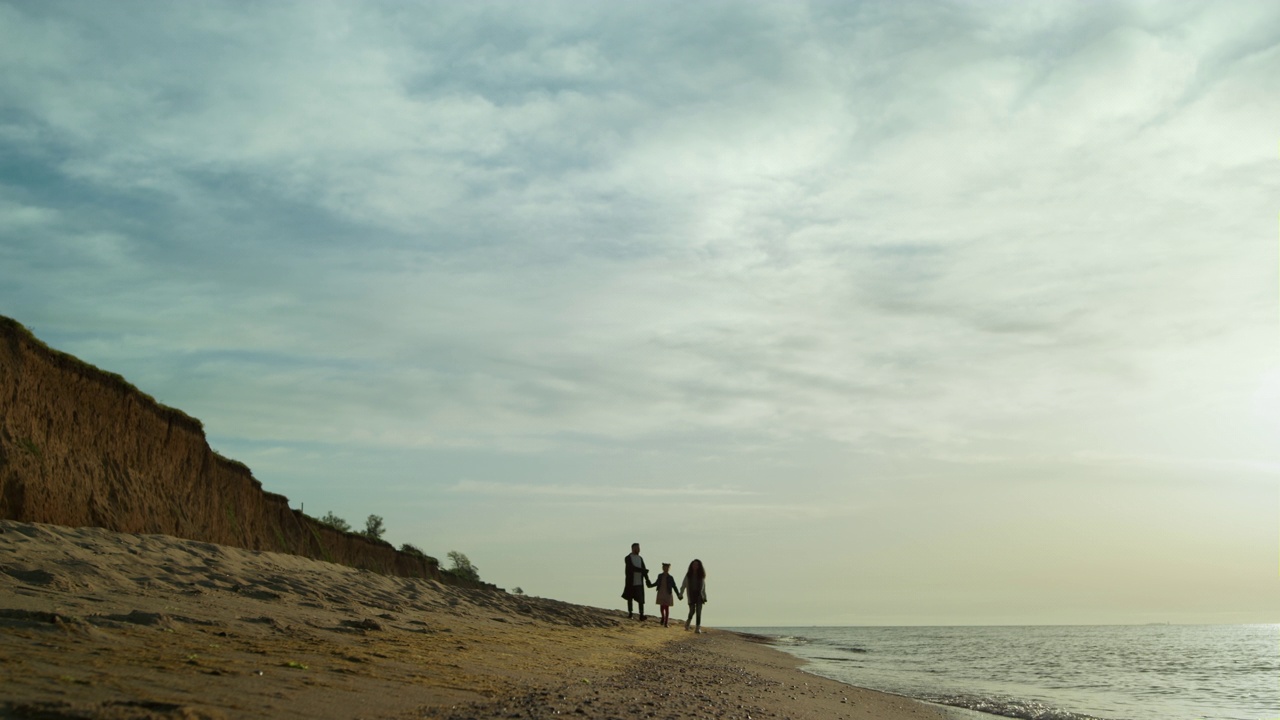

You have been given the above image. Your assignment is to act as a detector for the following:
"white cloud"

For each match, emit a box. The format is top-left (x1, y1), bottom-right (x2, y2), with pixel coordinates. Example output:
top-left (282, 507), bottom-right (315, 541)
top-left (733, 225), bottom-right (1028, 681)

top-left (448, 479), bottom-right (758, 498)
top-left (1, 0), bottom-right (1277, 624)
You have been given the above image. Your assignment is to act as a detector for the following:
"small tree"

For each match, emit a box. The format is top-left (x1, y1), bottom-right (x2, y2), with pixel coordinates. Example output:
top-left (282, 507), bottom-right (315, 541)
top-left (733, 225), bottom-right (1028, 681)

top-left (319, 511), bottom-right (351, 532)
top-left (362, 514), bottom-right (386, 542)
top-left (447, 551), bottom-right (480, 582)
top-left (400, 543), bottom-right (425, 558)
top-left (512, 587), bottom-right (524, 595)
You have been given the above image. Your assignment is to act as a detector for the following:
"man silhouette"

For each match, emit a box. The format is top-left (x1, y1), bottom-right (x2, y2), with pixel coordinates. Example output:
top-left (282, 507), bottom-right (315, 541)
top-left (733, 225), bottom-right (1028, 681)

top-left (622, 542), bottom-right (652, 620)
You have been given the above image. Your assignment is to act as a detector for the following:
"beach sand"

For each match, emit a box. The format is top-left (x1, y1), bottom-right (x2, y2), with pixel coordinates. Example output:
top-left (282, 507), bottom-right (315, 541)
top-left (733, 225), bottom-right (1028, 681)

top-left (0, 520), bottom-right (947, 719)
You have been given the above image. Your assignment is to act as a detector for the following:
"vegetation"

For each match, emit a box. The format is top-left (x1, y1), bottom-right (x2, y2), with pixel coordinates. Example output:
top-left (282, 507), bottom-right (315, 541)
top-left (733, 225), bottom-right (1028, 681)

top-left (0, 315), bottom-right (205, 434)
top-left (399, 543), bottom-right (436, 563)
top-left (272, 525), bottom-right (288, 552)
top-left (304, 523), bottom-right (335, 563)
top-left (318, 511), bottom-right (351, 532)
top-left (317, 512), bottom-right (386, 544)
top-left (447, 551), bottom-right (480, 582)
top-left (224, 505), bottom-right (240, 537)
top-left (312, 509), bottom-right (475, 583)
top-left (361, 514), bottom-right (385, 542)
top-left (512, 587), bottom-right (524, 595)
top-left (18, 437), bottom-right (41, 459)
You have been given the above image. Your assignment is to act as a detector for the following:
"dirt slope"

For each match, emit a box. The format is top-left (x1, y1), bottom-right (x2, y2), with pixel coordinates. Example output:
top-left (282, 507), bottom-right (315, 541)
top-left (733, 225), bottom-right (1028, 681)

top-left (0, 315), bottom-right (441, 581)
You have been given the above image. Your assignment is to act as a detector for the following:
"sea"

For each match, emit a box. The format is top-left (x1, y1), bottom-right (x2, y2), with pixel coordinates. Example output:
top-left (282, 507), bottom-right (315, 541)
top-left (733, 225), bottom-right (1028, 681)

top-left (728, 625), bottom-right (1278, 720)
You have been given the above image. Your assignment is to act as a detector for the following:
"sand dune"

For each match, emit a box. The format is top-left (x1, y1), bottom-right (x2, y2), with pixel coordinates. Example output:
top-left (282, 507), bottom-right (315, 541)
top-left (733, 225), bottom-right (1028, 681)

top-left (1, 520), bottom-right (946, 719)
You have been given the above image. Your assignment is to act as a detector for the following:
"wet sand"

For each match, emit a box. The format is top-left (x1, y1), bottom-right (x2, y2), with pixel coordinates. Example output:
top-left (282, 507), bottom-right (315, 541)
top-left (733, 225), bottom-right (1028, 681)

top-left (0, 520), bottom-right (947, 719)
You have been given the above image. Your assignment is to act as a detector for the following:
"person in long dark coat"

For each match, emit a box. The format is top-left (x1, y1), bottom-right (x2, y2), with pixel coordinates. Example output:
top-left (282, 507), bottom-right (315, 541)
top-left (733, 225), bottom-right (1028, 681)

top-left (622, 542), bottom-right (653, 620)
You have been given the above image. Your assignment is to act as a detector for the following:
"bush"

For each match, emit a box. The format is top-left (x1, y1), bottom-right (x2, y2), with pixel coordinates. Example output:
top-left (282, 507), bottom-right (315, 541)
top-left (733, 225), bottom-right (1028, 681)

top-left (319, 512), bottom-right (351, 532)
top-left (362, 514), bottom-right (385, 541)
top-left (401, 540), bottom-right (437, 563)
top-left (447, 551), bottom-right (480, 582)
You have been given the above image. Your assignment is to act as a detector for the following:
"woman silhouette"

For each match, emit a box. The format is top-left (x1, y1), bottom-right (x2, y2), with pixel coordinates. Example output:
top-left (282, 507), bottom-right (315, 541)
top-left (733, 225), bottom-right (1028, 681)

top-left (679, 558), bottom-right (707, 633)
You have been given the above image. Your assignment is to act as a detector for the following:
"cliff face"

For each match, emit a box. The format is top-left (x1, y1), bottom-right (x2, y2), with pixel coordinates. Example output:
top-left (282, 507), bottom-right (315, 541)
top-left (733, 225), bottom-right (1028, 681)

top-left (0, 315), bottom-right (441, 581)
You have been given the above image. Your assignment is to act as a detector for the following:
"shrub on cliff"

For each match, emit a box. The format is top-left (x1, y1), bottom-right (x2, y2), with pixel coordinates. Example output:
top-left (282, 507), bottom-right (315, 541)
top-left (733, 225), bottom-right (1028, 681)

top-left (446, 551), bottom-right (480, 582)
top-left (361, 514), bottom-right (385, 542)
top-left (400, 543), bottom-right (436, 563)
top-left (318, 512), bottom-right (351, 533)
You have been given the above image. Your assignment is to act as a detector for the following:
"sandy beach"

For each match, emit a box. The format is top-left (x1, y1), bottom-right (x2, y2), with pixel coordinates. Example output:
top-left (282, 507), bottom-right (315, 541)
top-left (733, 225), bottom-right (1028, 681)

top-left (0, 519), bottom-right (947, 719)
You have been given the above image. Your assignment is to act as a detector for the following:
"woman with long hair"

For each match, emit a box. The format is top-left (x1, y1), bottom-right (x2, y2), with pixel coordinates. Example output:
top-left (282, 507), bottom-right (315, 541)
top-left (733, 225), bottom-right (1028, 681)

top-left (679, 558), bottom-right (707, 633)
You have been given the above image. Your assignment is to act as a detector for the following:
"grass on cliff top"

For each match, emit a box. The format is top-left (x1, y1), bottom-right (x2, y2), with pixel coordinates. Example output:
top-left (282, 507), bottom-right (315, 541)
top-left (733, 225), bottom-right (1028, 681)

top-left (1, 314), bottom-right (206, 434)
top-left (0, 315), bottom-right (260, 479)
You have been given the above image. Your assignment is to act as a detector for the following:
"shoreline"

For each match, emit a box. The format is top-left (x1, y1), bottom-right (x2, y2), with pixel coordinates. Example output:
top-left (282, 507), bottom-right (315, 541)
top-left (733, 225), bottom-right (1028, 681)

top-left (432, 629), bottom-right (952, 720)
top-left (1, 520), bottom-right (948, 719)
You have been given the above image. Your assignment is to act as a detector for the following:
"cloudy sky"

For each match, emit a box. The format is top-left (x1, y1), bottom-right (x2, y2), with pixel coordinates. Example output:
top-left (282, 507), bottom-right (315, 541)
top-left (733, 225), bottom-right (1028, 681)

top-left (2, 1), bottom-right (1277, 626)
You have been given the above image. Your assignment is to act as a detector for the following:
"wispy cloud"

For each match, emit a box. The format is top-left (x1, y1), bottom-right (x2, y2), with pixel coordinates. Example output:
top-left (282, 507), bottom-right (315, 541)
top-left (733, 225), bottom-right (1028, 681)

top-left (5, 1), bottom-right (1274, 459)
top-left (448, 479), bottom-right (759, 499)
top-left (1, 0), bottom-right (1276, 624)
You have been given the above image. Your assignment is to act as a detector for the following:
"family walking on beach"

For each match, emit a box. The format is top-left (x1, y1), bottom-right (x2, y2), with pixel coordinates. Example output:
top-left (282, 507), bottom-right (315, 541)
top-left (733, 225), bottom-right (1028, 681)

top-left (622, 543), bottom-right (708, 633)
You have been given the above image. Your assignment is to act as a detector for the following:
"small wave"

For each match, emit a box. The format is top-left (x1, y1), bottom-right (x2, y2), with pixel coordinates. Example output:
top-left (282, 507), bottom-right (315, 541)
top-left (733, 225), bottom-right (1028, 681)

top-left (768, 635), bottom-right (812, 646)
top-left (835, 645), bottom-right (869, 654)
top-left (930, 694), bottom-right (1108, 720)
top-left (812, 656), bottom-right (864, 664)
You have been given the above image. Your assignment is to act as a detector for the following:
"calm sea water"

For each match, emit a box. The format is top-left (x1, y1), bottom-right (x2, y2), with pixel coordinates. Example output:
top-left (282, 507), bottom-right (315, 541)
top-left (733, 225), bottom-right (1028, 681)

top-left (729, 625), bottom-right (1278, 720)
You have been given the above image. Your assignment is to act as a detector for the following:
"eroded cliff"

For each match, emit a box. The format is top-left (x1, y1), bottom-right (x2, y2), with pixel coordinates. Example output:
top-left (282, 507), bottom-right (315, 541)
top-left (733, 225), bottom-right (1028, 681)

top-left (0, 315), bottom-right (442, 581)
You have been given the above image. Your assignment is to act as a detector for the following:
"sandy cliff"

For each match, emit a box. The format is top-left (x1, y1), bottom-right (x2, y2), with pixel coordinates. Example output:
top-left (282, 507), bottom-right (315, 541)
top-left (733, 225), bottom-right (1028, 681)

top-left (0, 315), bottom-right (441, 580)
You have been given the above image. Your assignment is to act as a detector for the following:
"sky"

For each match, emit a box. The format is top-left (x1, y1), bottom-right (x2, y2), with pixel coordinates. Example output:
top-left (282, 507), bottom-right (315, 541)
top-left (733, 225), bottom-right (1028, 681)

top-left (1, 1), bottom-right (1277, 626)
